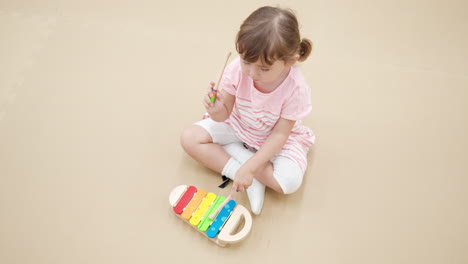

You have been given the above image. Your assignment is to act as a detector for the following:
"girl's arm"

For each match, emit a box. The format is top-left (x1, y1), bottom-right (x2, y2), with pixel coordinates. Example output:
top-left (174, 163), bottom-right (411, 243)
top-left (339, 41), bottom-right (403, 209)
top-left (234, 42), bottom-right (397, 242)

top-left (232, 117), bottom-right (295, 192)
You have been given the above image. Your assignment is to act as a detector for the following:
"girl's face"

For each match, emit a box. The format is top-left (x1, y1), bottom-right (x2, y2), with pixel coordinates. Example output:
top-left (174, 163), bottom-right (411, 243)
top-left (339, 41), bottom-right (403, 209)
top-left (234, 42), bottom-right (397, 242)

top-left (240, 57), bottom-right (295, 92)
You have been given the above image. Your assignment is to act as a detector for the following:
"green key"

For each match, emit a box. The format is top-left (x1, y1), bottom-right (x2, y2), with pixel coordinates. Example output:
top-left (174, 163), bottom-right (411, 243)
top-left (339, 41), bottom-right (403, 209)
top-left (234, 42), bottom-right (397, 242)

top-left (198, 196), bottom-right (226, 232)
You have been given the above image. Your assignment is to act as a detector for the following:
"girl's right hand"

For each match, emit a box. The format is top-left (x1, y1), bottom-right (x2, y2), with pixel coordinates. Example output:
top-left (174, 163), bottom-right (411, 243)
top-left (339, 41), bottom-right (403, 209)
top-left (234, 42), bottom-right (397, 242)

top-left (203, 81), bottom-right (225, 115)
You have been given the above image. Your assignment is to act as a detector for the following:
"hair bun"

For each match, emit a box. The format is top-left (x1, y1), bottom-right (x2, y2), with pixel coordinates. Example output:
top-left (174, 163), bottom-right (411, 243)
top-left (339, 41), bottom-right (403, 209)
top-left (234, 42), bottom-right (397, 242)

top-left (298, 38), bottom-right (312, 61)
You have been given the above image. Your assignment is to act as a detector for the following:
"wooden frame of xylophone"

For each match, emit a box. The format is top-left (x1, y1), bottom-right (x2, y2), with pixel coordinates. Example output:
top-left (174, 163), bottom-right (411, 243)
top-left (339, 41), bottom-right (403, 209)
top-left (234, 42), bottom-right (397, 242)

top-left (169, 185), bottom-right (252, 247)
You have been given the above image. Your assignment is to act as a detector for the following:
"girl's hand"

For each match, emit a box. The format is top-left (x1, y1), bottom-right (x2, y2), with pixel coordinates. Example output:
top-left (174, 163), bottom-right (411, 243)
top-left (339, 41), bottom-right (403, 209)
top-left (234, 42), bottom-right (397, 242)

top-left (232, 164), bottom-right (255, 193)
top-left (203, 81), bottom-right (225, 116)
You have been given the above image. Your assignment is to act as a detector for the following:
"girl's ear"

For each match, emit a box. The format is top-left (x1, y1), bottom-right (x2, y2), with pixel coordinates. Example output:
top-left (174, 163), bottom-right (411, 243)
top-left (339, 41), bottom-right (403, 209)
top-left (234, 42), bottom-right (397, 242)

top-left (285, 54), bottom-right (299, 66)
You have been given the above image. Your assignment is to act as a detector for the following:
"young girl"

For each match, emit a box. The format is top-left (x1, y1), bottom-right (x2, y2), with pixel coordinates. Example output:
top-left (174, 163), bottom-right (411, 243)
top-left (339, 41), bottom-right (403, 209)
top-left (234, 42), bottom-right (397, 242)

top-left (180, 6), bottom-right (315, 215)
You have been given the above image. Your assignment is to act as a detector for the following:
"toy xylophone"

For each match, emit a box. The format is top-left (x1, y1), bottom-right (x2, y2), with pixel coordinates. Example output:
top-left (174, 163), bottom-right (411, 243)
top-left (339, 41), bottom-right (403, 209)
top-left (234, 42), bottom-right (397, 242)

top-left (169, 185), bottom-right (252, 247)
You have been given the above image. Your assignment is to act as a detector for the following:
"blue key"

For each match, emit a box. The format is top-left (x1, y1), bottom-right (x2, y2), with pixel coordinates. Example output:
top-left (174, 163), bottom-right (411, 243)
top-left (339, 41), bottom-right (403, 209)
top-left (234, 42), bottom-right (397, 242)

top-left (206, 200), bottom-right (236, 238)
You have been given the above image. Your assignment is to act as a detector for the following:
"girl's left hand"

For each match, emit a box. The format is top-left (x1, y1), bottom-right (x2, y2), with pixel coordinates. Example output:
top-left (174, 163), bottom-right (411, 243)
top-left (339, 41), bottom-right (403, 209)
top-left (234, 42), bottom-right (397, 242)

top-left (232, 164), bottom-right (255, 193)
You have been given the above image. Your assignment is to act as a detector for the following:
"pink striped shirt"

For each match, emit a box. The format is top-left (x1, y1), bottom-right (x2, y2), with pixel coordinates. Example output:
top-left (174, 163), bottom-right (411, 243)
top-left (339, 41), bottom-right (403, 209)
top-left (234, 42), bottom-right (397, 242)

top-left (221, 58), bottom-right (316, 171)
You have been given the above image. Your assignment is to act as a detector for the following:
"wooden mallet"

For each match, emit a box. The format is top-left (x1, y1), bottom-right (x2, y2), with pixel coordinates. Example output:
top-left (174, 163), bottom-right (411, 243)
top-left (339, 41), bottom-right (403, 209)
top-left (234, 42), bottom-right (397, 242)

top-left (209, 51), bottom-right (232, 103)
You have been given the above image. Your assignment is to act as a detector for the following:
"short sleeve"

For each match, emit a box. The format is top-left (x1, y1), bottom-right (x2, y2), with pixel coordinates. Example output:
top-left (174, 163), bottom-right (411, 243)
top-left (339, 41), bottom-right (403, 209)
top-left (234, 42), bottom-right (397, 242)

top-left (280, 83), bottom-right (312, 120)
top-left (220, 58), bottom-right (241, 95)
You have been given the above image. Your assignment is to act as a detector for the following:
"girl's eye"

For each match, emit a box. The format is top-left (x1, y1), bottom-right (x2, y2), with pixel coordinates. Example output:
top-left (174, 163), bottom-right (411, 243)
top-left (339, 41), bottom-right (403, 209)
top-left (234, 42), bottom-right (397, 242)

top-left (261, 68), bottom-right (270, 72)
top-left (242, 61), bottom-right (250, 65)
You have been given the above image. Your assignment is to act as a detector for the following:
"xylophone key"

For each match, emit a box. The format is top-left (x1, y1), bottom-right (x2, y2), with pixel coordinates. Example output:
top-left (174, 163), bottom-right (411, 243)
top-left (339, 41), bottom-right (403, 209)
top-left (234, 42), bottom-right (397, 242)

top-left (173, 186), bottom-right (197, 215)
top-left (181, 189), bottom-right (207, 220)
top-left (198, 196), bottom-right (226, 232)
top-left (206, 200), bottom-right (236, 238)
top-left (190, 192), bottom-right (216, 226)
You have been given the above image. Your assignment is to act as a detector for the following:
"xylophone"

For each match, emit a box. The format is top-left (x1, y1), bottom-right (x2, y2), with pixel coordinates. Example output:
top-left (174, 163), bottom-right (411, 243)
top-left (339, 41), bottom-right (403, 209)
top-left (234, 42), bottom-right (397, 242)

top-left (169, 185), bottom-right (252, 247)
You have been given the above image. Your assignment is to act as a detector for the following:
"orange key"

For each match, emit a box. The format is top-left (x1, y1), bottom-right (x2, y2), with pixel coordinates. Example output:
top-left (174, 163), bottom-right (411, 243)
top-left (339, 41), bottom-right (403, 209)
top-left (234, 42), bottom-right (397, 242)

top-left (181, 189), bottom-right (207, 220)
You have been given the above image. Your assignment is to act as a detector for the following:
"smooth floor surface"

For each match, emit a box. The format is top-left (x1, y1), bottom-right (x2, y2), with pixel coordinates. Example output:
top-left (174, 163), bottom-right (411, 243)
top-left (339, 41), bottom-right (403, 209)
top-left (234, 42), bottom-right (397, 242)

top-left (1, 1), bottom-right (467, 263)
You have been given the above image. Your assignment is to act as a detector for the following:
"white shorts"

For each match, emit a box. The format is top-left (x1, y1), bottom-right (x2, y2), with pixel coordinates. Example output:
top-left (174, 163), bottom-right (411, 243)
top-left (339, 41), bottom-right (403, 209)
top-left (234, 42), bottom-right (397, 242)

top-left (194, 118), bottom-right (304, 194)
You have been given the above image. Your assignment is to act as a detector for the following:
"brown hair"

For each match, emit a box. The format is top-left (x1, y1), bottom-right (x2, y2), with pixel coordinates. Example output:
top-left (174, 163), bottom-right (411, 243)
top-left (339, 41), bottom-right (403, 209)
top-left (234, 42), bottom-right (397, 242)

top-left (236, 6), bottom-right (312, 66)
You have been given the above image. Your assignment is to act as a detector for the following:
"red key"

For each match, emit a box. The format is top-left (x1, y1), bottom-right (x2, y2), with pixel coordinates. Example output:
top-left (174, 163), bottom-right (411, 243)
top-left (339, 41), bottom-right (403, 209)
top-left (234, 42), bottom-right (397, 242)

top-left (173, 186), bottom-right (197, 214)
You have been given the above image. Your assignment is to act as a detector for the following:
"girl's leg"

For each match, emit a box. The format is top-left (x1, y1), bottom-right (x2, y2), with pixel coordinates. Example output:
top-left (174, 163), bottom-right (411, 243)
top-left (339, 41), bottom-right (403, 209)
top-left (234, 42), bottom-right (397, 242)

top-left (259, 156), bottom-right (304, 195)
top-left (180, 121), bottom-right (303, 213)
top-left (222, 143), bottom-right (285, 194)
top-left (180, 125), bottom-right (231, 173)
top-left (254, 163), bottom-right (284, 194)
top-left (220, 143), bottom-right (291, 193)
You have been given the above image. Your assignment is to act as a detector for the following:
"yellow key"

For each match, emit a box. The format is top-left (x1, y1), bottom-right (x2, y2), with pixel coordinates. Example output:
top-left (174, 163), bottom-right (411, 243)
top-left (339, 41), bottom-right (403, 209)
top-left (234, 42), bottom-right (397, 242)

top-left (190, 193), bottom-right (216, 226)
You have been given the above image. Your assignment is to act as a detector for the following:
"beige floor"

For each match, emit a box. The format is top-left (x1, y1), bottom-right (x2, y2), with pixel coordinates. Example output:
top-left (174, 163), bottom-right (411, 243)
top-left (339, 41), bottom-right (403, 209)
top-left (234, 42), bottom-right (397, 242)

top-left (1, 0), bottom-right (467, 263)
